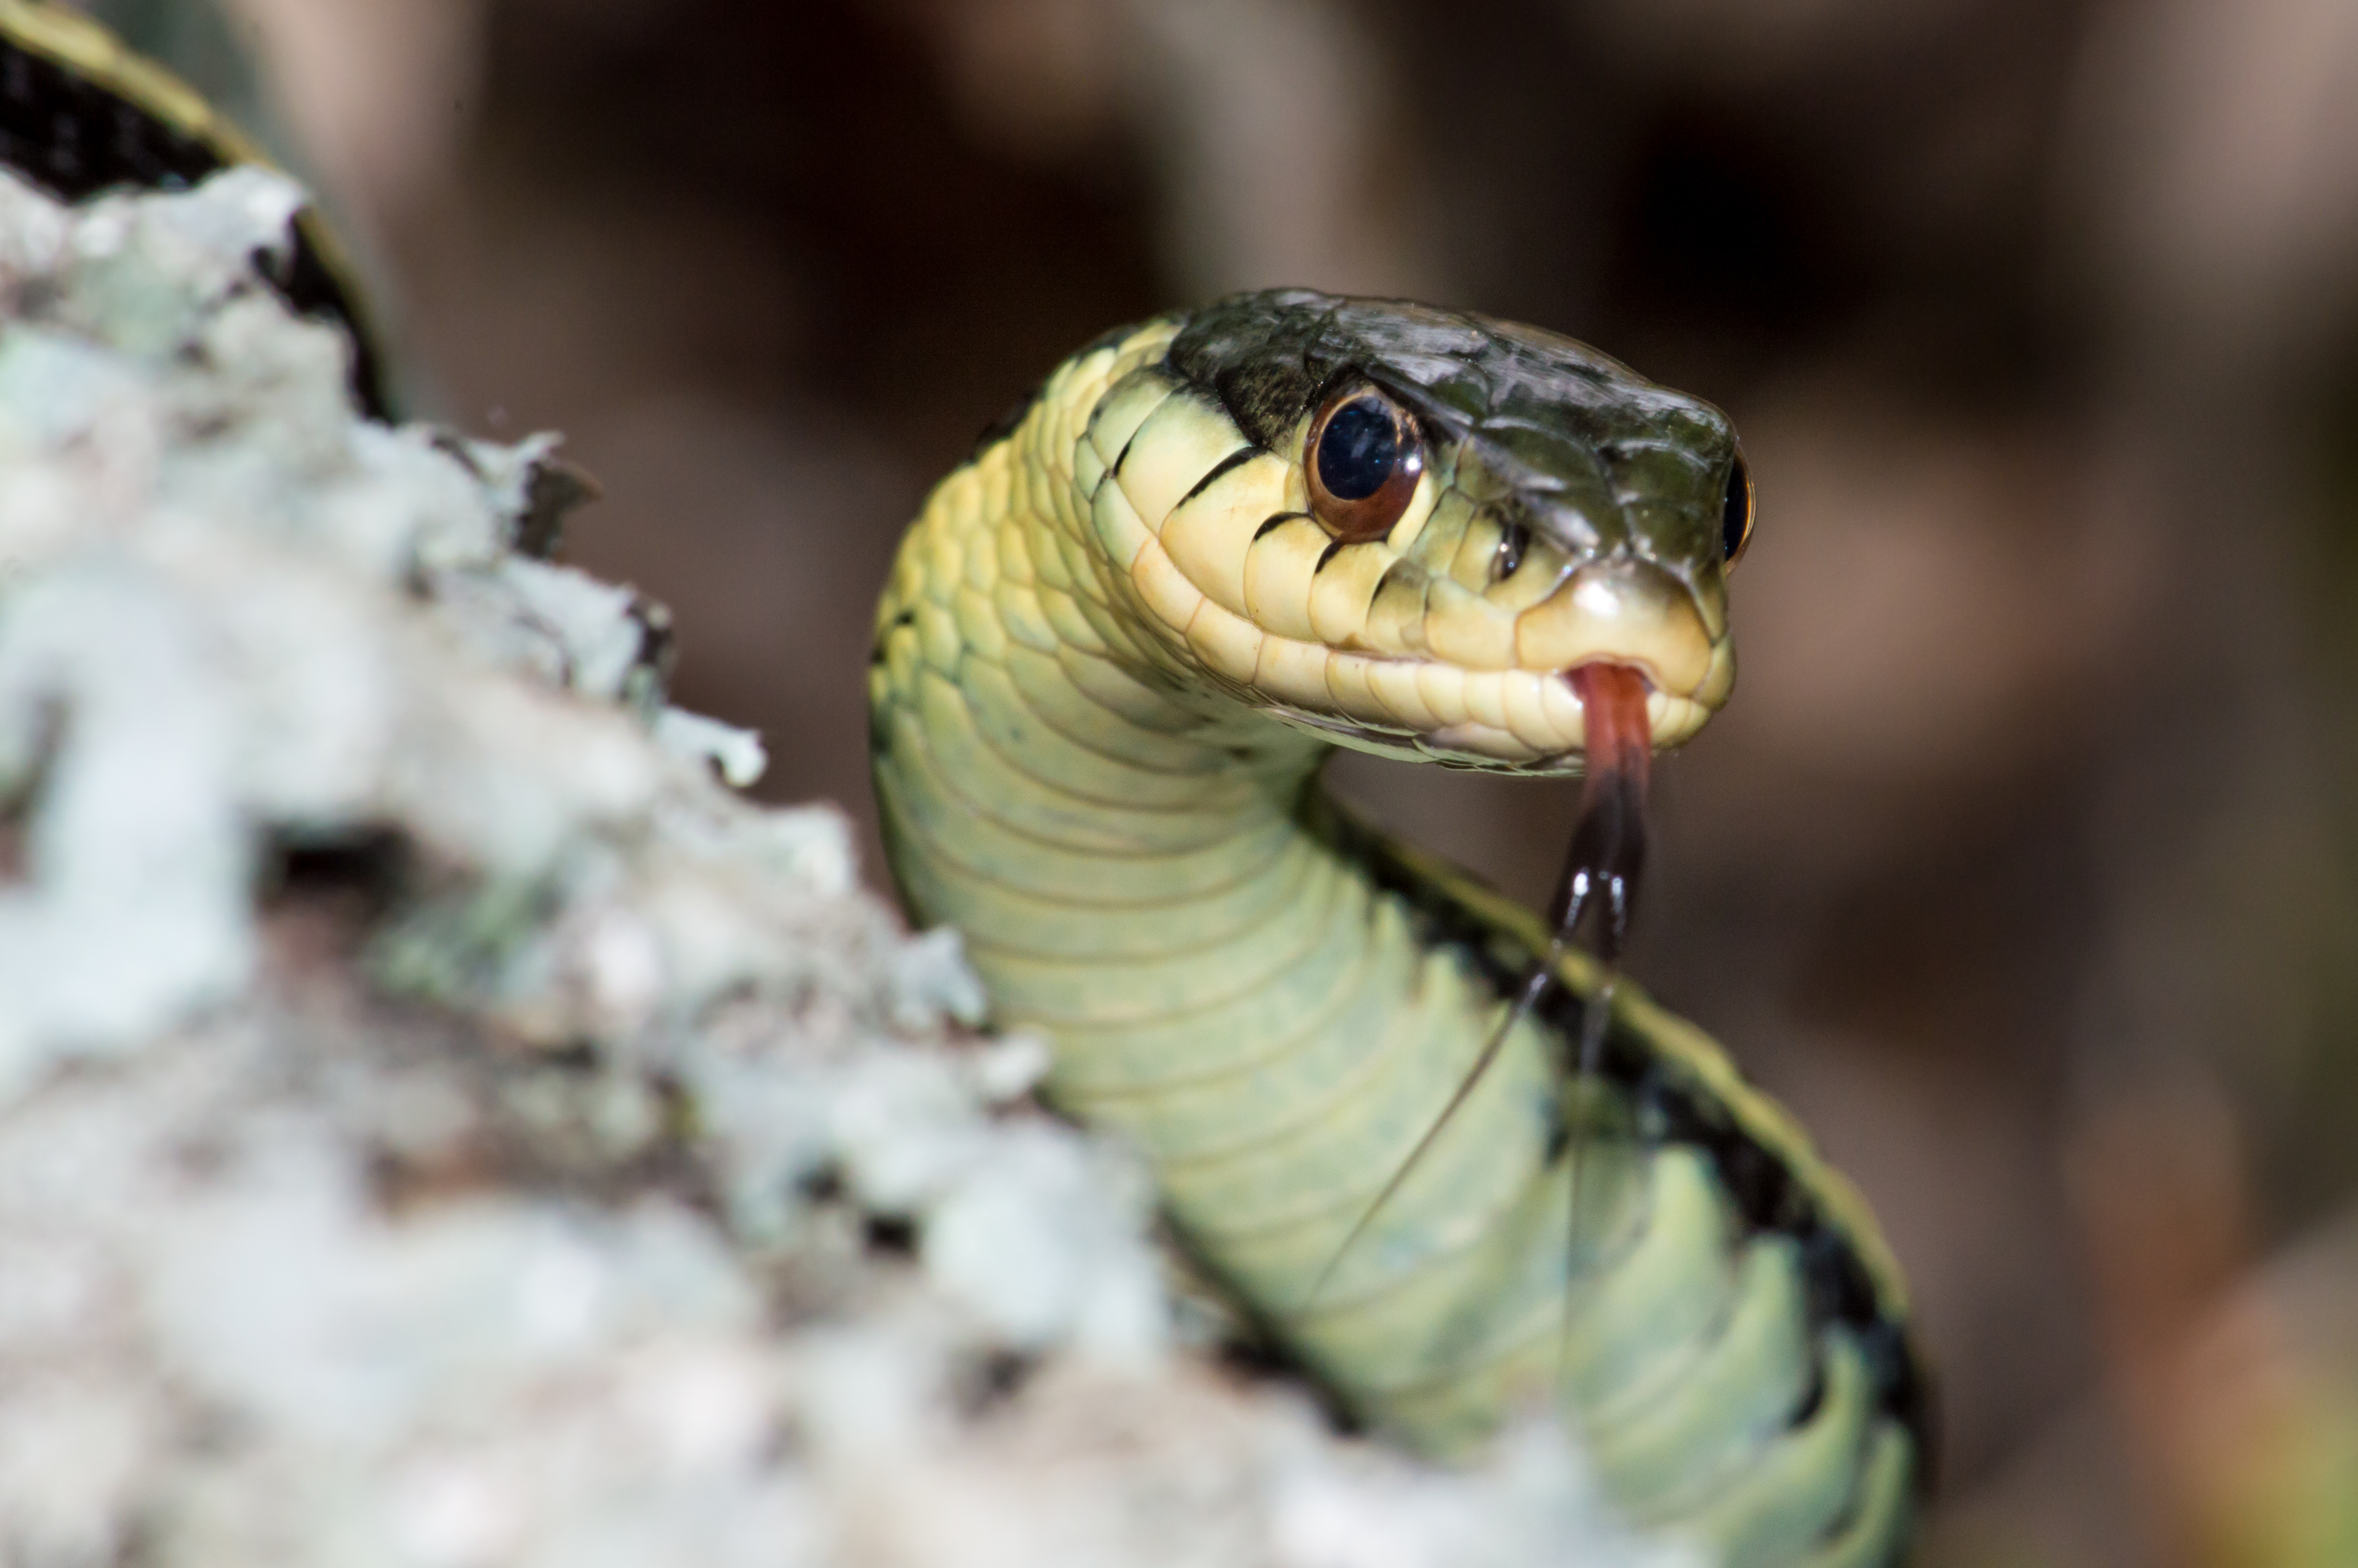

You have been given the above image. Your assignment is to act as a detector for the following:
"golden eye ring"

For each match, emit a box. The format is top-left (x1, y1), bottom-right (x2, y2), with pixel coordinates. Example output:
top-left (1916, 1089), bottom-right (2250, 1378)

top-left (1305, 384), bottom-right (1424, 544)
top-left (1721, 447), bottom-right (1755, 568)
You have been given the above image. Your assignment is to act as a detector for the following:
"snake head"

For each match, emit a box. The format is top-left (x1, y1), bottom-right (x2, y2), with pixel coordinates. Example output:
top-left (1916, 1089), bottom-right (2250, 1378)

top-left (1079, 289), bottom-right (1747, 773)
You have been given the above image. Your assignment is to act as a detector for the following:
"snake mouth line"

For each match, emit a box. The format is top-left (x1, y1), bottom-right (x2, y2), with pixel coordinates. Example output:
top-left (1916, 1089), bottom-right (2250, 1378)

top-left (1395, 647), bottom-right (1714, 772)
top-left (1563, 657), bottom-right (1654, 720)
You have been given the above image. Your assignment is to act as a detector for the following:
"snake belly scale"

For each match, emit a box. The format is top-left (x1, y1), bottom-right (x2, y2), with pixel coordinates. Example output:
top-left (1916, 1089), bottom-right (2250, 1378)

top-left (870, 292), bottom-right (1929, 1567)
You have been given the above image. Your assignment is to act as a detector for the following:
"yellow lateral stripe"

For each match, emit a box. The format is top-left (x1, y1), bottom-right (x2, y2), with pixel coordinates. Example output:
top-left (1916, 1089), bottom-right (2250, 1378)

top-left (0, 1), bottom-right (252, 159)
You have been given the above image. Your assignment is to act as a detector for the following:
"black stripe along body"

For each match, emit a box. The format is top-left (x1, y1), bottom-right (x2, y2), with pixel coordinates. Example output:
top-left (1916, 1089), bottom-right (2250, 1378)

top-left (0, 0), bottom-right (392, 418)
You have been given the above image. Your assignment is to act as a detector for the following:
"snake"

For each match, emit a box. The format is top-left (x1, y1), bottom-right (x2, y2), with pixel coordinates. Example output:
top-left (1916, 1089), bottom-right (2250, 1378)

top-left (868, 294), bottom-right (1931, 1566)
top-left (0, 4), bottom-right (1930, 1560)
top-left (0, 0), bottom-right (391, 418)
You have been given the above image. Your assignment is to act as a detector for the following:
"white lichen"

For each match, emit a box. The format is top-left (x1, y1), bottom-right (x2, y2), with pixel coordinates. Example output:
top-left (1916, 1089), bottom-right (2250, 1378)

top-left (0, 166), bottom-right (1702, 1568)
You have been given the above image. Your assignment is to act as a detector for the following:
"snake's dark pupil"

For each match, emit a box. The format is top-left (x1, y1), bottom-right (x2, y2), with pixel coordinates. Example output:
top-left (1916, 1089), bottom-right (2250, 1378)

top-left (1316, 399), bottom-right (1399, 501)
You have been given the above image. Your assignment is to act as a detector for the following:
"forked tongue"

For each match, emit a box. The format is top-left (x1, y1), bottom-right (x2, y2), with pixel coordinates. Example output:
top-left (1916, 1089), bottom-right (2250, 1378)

top-left (1494, 660), bottom-right (1657, 1096)
top-left (1303, 662), bottom-right (1657, 1313)
top-left (1550, 662), bottom-right (1653, 964)
top-left (1554, 663), bottom-right (1652, 1294)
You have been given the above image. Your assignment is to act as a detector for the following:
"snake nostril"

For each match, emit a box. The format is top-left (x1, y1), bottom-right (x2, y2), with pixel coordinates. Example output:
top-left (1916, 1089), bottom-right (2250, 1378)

top-left (1491, 522), bottom-right (1530, 582)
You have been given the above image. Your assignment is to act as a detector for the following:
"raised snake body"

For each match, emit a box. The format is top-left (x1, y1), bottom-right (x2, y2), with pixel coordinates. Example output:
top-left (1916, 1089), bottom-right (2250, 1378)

top-left (870, 294), bottom-right (1928, 1566)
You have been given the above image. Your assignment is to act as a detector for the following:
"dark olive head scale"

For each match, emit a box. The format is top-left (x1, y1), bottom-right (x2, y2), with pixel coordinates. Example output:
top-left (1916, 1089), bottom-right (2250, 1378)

top-left (1164, 288), bottom-right (1741, 597)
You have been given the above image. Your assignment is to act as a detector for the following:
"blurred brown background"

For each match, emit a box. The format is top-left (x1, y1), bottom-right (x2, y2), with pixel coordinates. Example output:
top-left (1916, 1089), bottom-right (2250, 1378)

top-left (127, 0), bottom-right (2358, 1560)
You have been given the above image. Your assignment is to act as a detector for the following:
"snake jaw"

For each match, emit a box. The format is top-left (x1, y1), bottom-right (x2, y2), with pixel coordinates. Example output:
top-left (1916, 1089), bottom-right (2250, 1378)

top-left (1496, 561), bottom-right (1730, 765)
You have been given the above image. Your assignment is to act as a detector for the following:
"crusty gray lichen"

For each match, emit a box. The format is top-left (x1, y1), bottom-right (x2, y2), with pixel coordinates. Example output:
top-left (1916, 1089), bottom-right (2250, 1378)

top-left (0, 166), bottom-right (1700, 1568)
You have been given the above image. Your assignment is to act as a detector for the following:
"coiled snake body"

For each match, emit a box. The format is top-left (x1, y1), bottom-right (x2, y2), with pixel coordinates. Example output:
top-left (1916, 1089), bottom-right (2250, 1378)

top-left (870, 294), bottom-right (1928, 1566)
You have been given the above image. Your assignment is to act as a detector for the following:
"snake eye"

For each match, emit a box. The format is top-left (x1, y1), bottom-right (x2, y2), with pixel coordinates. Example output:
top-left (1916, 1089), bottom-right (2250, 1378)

top-left (1720, 449), bottom-right (1754, 568)
top-left (1306, 385), bottom-right (1424, 543)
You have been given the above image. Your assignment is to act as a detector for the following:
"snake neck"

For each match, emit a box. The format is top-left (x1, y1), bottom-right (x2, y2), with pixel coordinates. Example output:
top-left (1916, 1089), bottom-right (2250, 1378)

top-left (866, 324), bottom-right (1348, 1034)
top-left (869, 320), bottom-right (1454, 1056)
top-left (870, 317), bottom-right (1346, 1032)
